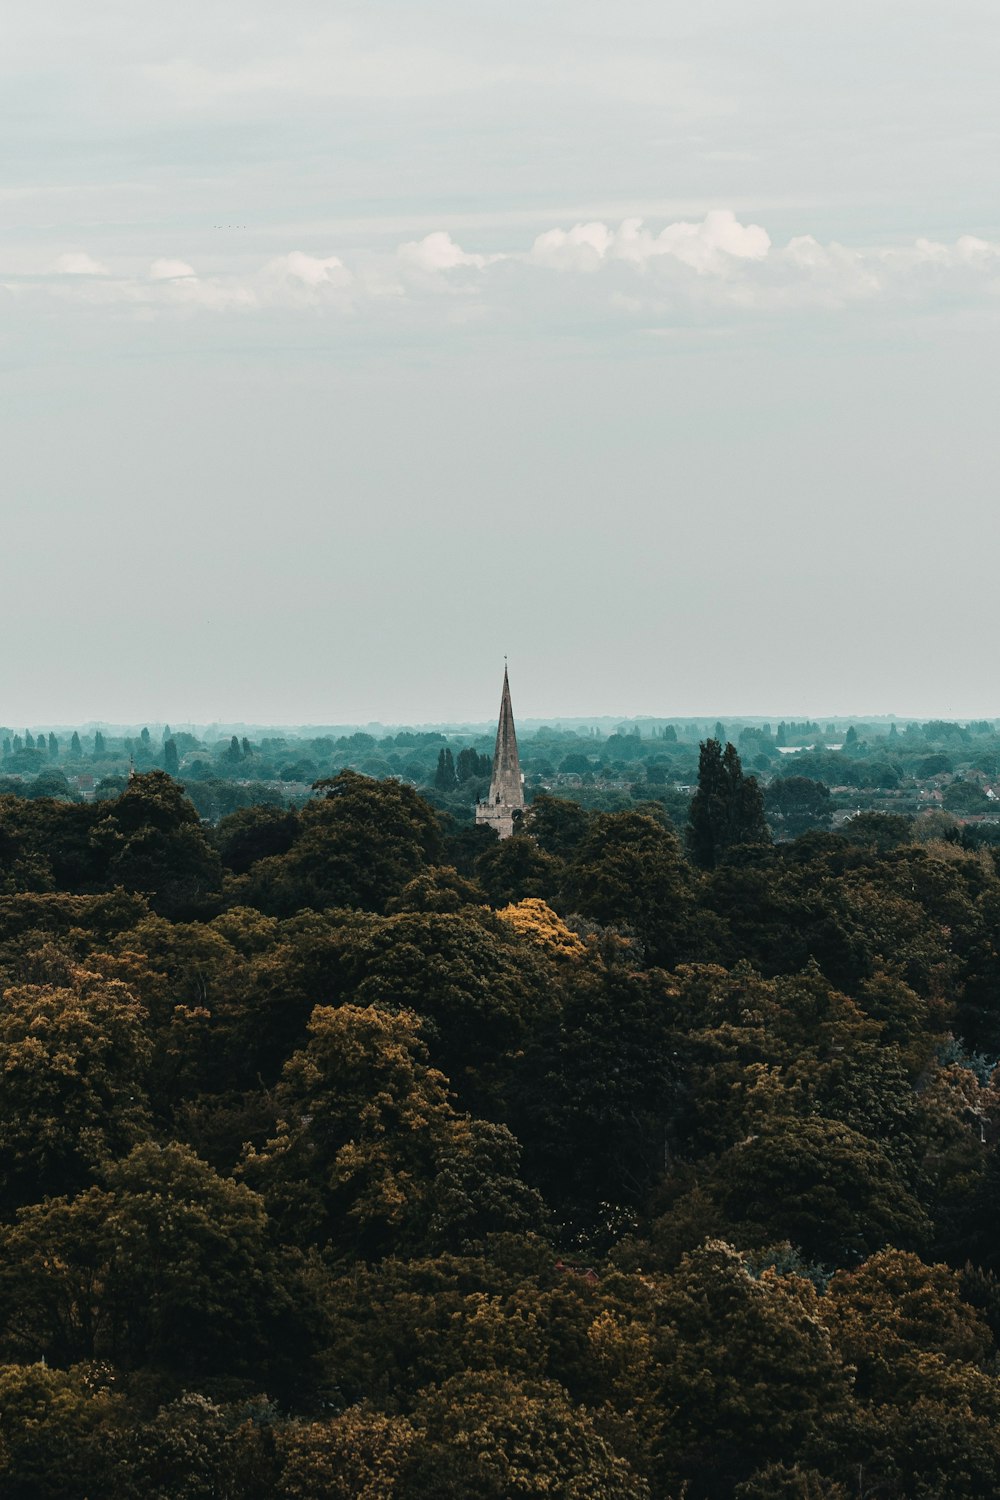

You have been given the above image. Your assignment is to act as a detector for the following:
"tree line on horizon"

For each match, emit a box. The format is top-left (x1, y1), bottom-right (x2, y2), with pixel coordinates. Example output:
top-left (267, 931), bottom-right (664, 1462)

top-left (4, 714), bottom-right (1000, 840)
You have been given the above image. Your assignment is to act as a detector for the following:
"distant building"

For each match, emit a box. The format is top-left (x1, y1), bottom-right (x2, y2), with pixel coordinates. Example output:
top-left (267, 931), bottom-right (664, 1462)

top-left (476, 665), bottom-right (525, 839)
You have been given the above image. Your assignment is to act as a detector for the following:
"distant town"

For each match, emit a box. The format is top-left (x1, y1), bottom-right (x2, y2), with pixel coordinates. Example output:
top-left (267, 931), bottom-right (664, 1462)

top-left (2, 713), bottom-right (998, 840)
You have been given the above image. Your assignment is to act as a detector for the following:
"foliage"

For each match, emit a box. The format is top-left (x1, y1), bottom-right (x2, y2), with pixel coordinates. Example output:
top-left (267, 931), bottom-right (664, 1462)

top-left (238, 771), bottom-right (441, 915)
top-left (0, 970), bottom-right (151, 1211)
top-left (2, 762), bottom-right (1000, 1492)
top-left (687, 740), bottom-right (770, 869)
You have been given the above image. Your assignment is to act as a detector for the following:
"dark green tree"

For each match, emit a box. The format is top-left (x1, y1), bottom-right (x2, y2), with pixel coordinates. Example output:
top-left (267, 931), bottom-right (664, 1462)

top-left (98, 771), bottom-right (223, 919)
top-left (216, 805), bottom-right (299, 874)
top-left (456, 747), bottom-right (490, 783)
top-left (943, 780), bottom-right (991, 814)
top-left (687, 740), bottom-right (770, 870)
top-left (0, 971), bottom-right (151, 1211)
top-left (476, 833), bottom-right (564, 907)
top-left (0, 1363), bottom-right (122, 1500)
top-left (163, 738), bottom-right (179, 775)
top-left (765, 776), bottom-right (833, 839)
top-left (527, 795), bottom-right (591, 859)
top-left (566, 809), bottom-right (697, 966)
top-left (242, 1002), bottom-right (541, 1256)
top-left (435, 748), bottom-right (458, 791)
top-left (241, 771), bottom-right (441, 916)
top-left (0, 1143), bottom-right (295, 1380)
top-left (47, 732), bottom-right (59, 760)
top-left (70, 731), bottom-right (81, 756)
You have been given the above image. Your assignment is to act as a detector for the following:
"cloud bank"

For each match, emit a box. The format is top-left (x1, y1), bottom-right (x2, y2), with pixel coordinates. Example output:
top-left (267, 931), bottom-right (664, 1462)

top-left (8, 213), bottom-right (1000, 332)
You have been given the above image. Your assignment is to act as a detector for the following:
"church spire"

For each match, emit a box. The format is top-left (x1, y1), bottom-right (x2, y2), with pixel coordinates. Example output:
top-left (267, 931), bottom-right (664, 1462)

top-left (476, 663), bottom-right (524, 838)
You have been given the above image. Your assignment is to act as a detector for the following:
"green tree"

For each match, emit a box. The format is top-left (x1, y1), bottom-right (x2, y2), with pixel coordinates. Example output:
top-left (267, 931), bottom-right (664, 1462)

top-left (476, 832), bottom-right (564, 907)
top-left (0, 1362), bottom-right (122, 1500)
top-left (515, 962), bottom-right (679, 1225)
top-left (108, 1393), bottom-right (237, 1500)
top-left (599, 1242), bottom-right (852, 1496)
top-left (386, 865), bottom-right (485, 914)
top-left (456, 747), bottom-right (490, 784)
top-left (566, 810), bottom-right (697, 966)
top-left (526, 795), bottom-right (591, 859)
top-left (98, 771), bottom-right (223, 919)
top-left (0, 1142), bottom-right (296, 1380)
top-left (339, 907), bottom-right (558, 1113)
top-left (821, 1251), bottom-right (1000, 1498)
top-left (28, 769), bottom-right (72, 801)
top-left (0, 970), bottom-right (151, 1210)
top-left (710, 1114), bottom-right (930, 1263)
top-left (765, 776), bottom-right (833, 839)
top-left (275, 1408), bottom-right (417, 1500)
top-left (943, 780), bottom-right (991, 814)
top-left (240, 771), bottom-right (441, 916)
top-left (408, 1371), bottom-right (648, 1500)
top-left (216, 805), bottom-right (299, 875)
top-left (70, 730), bottom-right (82, 756)
top-left (687, 740), bottom-right (770, 870)
top-left (435, 748), bottom-right (458, 791)
top-left (735, 1465), bottom-right (847, 1498)
top-left (241, 1003), bottom-right (541, 1256)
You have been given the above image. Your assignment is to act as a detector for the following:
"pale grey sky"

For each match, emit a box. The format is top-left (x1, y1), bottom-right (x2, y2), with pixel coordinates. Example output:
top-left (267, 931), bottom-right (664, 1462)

top-left (3, 2), bottom-right (1000, 725)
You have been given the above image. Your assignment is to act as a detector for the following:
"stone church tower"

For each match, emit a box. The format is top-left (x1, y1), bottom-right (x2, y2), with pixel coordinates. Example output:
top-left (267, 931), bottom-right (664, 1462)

top-left (476, 665), bottom-right (525, 839)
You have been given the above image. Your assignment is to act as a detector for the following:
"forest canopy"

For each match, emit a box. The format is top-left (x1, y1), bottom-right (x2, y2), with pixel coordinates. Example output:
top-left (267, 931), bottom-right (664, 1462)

top-left (3, 745), bottom-right (1000, 1496)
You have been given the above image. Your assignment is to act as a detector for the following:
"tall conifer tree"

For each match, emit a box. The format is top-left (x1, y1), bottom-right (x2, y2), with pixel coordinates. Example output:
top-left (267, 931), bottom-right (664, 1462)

top-left (435, 747), bottom-right (458, 791)
top-left (687, 739), bottom-right (769, 869)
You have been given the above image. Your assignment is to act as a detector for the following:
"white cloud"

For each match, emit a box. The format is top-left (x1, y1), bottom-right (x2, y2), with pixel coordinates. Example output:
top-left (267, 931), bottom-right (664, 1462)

top-left (775, 235), bottom-right (882, 302)
top-left (277, 251), bottom-right (351, 287)
top-left (887, 235), bottom-right (1000, 271)
top-left (54, 251), bottom-right (108, 276)
top-left (18, 215), bottom-right (1000, 326)
top-left (150, 257), bottom-right (196, 280)
top-left (398, 230), bottom-right (498, 273)
top-left (531, 210), bottom-right (770, 275)
top-left (529, 222), bottom-right (613, 271)
top-left (648, 209), bottom-right (771, 273)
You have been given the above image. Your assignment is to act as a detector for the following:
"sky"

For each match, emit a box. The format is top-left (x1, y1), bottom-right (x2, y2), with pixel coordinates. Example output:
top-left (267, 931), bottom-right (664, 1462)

top-left (3, 0), bottom-right (1000, 727)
